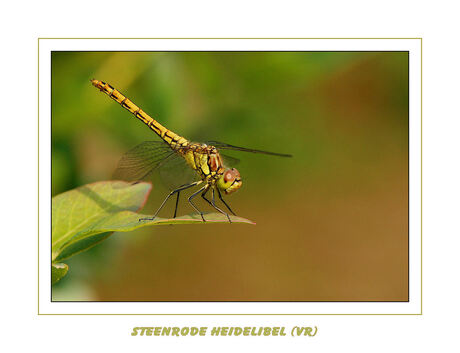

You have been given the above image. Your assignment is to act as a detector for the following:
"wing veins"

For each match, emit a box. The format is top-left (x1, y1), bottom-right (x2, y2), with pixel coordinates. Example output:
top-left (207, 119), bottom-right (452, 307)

top-left (207, 140), bottom-right (292, 157)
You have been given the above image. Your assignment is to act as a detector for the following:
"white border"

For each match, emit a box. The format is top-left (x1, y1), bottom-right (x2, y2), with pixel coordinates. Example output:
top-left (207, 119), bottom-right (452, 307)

top-left (39, 38), bottom-right (421, 315)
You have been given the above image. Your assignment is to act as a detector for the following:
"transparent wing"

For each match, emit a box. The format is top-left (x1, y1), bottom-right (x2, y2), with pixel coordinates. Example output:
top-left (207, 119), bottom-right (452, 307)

top-left (158, 152), bottom-right (200, 190)
top-left (207, 140), bottom-right (292, 157)
top-left (112, 141), bottom-right (188, 185)
top-left (220, 153), bottom-right (240, 167)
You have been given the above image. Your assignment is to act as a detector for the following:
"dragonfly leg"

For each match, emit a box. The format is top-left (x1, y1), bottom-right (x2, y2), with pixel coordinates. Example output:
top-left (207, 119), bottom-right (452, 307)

top-left (201, 187), bottom-right (213, 208)
top-left (216, 187), bottom-right (236, 216)
top-left (188, 185), bottom-right (208, 222)
top-left (139, 181), bottom-right (201, 221)
top-left (173, 191), bottom-right (180, 218)
top-left (211, 188), bottom-right (232, 223)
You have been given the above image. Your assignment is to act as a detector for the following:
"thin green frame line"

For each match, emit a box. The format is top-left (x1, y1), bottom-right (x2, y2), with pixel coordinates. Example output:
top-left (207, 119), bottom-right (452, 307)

top-left (39, 313), bottom-right (422, 316)
top-left (39, 37), bottom-right (422, 39)
top-left (38, 37), bottom-right (40, 315)
top-left (39, 37), bottom-right (422, 316)
top-left (420, 37), bottom-right (423, 315)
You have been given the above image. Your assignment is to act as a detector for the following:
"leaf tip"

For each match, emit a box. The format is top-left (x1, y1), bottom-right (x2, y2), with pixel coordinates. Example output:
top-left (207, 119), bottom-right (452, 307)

top-left (51, 262), bottom-right (69, 285)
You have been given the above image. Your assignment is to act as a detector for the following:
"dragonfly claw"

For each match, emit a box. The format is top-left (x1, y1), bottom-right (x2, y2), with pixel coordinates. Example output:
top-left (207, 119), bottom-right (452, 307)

top-left (138, 217), bottom-right (155, 222)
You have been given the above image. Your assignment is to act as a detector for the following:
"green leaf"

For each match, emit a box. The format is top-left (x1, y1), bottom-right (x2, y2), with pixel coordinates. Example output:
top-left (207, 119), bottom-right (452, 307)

top-left (53, 232), bottom-right (113, 262)
top-left (136, 212), bottom-right (254, 226)
top-left (52, 263), bottom-right (69, 285)
top-left (52, 181), bottom-right (254, 263)
top-left (52, 181), bottom-right (152, 261)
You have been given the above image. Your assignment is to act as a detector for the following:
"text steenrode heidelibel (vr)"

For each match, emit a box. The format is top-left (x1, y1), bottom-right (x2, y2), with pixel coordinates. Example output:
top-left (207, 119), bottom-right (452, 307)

top-left (131, 326), bottom-right (318, 337)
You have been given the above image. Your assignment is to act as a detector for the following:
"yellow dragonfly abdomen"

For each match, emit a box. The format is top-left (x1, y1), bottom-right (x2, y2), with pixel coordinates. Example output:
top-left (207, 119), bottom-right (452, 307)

top-left (91, 79), bottom-right (189, 150)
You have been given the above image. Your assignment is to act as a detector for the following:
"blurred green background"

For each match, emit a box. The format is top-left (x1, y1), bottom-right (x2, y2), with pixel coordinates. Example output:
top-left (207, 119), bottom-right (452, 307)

top-left (51, 51), bottom-right (408, 301)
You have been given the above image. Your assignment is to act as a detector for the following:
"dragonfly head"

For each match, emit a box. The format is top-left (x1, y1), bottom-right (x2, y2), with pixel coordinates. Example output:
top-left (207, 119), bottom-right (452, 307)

top-left (217, 168), bottom-right (242, 195)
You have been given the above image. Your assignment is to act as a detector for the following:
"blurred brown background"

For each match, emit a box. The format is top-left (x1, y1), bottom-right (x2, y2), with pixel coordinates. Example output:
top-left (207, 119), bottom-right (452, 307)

top-left (51, 51), bottom-right (408, 301)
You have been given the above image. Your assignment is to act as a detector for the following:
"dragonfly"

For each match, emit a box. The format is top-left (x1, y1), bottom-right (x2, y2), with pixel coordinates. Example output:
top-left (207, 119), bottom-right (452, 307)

top-left (91, 79), bottom-right (292, 222)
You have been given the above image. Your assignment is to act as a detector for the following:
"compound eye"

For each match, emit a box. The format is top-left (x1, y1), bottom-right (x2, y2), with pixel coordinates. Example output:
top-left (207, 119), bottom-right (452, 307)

top-left (224, 168), bottom-right (240, 183)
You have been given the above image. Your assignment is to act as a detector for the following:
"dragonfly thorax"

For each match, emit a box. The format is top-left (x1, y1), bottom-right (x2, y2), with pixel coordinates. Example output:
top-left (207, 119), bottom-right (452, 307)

top-left (183, 144), bottom-right (242, 194)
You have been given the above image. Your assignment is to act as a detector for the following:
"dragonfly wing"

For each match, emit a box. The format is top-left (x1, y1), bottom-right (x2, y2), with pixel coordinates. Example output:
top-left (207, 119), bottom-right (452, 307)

top-left (113, 141), bottom-right (179, 182)
top-left (220, 153), bottom-right (240, 167)
top-left (113, 140), bottom-right (199, 191)
top-left (158, 152), bottom-right (200, 190)
top-left (207, 140), bottom-right (292, 157)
